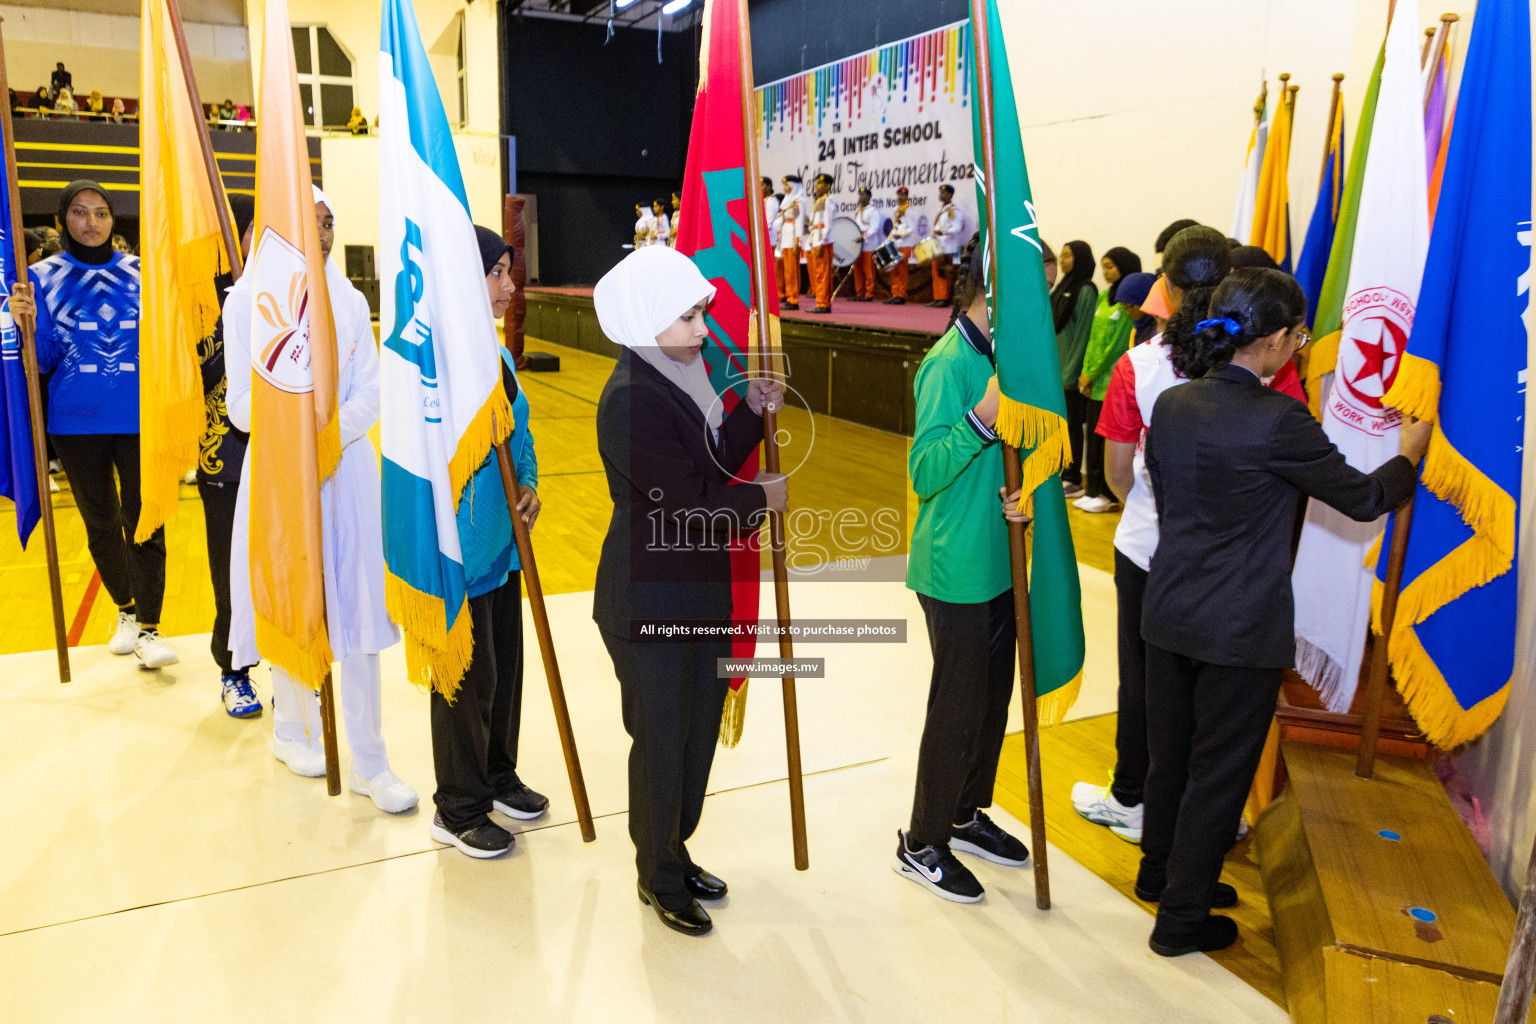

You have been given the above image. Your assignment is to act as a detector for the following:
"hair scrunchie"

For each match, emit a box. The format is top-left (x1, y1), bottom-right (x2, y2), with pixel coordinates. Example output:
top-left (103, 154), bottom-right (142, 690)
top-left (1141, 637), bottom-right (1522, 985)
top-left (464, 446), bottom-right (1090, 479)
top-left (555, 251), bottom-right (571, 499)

top-left (1195, 316), bottom-right (1242, 335)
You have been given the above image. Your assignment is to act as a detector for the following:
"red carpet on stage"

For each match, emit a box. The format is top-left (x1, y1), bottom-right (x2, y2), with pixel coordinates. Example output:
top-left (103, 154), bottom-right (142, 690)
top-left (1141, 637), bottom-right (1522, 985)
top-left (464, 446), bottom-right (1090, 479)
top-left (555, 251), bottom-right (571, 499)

top-left (526, 287), bottom-right (951, 336)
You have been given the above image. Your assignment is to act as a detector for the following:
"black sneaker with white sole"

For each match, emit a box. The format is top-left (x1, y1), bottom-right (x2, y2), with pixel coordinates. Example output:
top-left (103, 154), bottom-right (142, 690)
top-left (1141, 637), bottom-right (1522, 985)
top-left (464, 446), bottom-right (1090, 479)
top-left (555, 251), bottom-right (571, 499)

top-left (493, 781), bottom-right (550, 820)
top-left (431, 813), bottom-right (514, 859)
top-left (951, 810), bottom-right (1030, 867)
top-left (892, 830), bottom-right (984, 903)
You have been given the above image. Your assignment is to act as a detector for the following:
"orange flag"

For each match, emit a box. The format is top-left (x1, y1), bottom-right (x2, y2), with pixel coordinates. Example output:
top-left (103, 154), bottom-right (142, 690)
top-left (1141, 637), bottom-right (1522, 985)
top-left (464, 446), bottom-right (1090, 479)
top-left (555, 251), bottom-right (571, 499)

top-left (245, 0), bottom-right (340, 686)
top-left (135, 0), bottom-right (230, 542)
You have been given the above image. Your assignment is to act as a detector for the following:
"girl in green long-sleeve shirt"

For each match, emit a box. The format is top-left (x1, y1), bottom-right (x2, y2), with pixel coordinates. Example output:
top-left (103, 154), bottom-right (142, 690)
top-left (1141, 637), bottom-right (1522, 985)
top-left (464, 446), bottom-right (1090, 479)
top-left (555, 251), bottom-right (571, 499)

top-left (1052, 240), bottom-right (1097, 495)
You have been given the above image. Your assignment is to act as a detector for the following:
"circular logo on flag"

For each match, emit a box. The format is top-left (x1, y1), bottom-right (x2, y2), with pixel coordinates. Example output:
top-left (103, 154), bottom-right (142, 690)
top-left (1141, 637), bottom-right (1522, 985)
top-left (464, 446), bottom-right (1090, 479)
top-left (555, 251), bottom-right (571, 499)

top-left (1336, 286), bottom-right (1410, 418)
top-left (249, 227), bottom-right (315, 395)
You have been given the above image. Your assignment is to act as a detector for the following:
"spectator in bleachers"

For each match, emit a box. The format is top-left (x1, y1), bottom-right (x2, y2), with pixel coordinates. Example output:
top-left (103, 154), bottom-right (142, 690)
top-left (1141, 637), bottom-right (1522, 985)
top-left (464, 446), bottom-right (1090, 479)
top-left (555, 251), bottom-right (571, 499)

top-left (111, 235), bottom-right (133, 255)
top-left (218, 99), bottom-right (237, 129)
top-left (347, 106), bottom-right (369, 135)
top-left (29, 87), bottom-right (51, 118)
top-left (111, 98), bottom-right (126, 123)
top-left (53, 88), bottom-right (78, 119)
top-left (49, 62), bottom-right (71, 102)
top-left (86, 91), bottom-right (104, 119)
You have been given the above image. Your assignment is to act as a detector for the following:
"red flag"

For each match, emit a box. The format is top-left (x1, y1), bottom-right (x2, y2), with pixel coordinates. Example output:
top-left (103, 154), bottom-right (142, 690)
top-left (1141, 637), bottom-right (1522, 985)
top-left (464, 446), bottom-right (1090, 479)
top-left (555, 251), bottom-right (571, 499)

top-left (673, 0), bottom-right (781, 746)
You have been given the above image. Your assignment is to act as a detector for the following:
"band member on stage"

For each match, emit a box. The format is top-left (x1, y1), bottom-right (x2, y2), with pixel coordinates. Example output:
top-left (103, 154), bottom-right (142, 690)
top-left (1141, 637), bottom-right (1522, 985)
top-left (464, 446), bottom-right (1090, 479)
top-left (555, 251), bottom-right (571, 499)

top-left (668, 191), bottom-right (683, 248)
top-left (1138, 267), bottom-right (1425, 956)
top-left (592, 245), bottom-right (786, 936)
top-left (926, 183), bottom-right (966, 308)
top-left (852, 186), bottom-right (879, 302)
top-left (651, 199), bottom-right (671, 249)
top-left (897, 235), bottom-right (1032, 904)
top-left (202, 194), bottom-right (261, 717)
top-left (885, 186), bottom-right (915, 305)
top-left (806, 172), bottom-right (836, 313)
top-left (10, 180), bottom-right (177, 669)
top-left (225, 187), bottom-right (417, 815)
top-left (762, 177), bottom-right (784, 303)
top-left (428, 226), bottom-right (548, 859)
top-left (775, 174), bottom-right (805, 310)
top-left (634, 203), bottom-right (653, 249)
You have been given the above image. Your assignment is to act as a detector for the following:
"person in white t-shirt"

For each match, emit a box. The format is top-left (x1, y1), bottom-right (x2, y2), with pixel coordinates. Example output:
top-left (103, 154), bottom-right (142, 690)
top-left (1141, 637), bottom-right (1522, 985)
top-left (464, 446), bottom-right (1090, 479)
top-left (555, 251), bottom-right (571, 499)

top-left (1069, 226), bottom-right (1306, 843)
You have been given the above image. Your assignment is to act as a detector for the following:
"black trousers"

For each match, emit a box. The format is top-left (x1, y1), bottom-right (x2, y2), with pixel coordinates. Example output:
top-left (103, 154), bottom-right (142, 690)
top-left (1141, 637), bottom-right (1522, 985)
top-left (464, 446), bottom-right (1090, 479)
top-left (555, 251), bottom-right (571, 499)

top-left (602, 628), bottom-right (729, 909)
top-left (909, 590), bottom-right (1018, 847)
top-left (1110, 550), bottom-right (1149, 807)
top-left (1082, 399), bottom-right (1108, 498)
top-left (198, 480), bottom-right (250, 674)
top-left (51, 433), bottom-right (165, 624)
top-left (431, 572), bottom-right (527, 832)
top-left (1062, 389), bottom-right (1088, 485)
top-left (1139, 643), bottom-right (1282, 932)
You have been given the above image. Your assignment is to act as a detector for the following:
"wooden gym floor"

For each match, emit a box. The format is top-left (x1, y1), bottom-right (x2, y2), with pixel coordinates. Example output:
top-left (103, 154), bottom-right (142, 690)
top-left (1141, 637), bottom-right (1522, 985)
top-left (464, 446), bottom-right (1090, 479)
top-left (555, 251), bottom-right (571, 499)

top-left (0, 336), bottom-right (1278, 1004)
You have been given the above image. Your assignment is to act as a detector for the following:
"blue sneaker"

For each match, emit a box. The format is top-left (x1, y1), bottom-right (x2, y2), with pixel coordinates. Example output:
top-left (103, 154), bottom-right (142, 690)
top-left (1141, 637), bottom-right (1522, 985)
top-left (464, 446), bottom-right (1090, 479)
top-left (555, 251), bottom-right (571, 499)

top-left (221, 673), bottom-right (262, 719)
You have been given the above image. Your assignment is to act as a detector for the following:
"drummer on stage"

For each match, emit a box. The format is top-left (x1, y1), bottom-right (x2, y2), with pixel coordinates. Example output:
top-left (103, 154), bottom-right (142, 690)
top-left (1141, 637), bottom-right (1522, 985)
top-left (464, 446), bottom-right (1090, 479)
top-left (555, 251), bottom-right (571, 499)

top-left (884, 186), bottom-right (915, 306)
top-left (927, 184), bottom-right (966, 308)
top-left (806, 172), bottom-right (836, 314)
top-left (852, 186), bottom-right (879, 302)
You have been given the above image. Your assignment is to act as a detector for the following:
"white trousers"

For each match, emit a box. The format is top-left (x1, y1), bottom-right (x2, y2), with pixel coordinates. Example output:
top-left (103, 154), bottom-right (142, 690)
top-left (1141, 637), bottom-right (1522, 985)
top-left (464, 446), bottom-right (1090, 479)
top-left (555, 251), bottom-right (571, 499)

top-left (271, 651), bottom-right (389, 779)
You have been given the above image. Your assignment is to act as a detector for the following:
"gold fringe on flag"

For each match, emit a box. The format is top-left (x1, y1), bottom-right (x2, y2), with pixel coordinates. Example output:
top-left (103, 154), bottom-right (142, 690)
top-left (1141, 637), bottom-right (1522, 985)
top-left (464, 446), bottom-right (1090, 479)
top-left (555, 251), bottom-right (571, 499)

top-left (1036, 669), bottom-right (1083, 728)
top-left (1304, 329), bottom-right (1342, 418)
top-left (1380, 351), bottom-right (1442, 422)
top-left (718, 681), bottom-right (749, 746)
top-left (994, 395), bottom-right (1072, 509)
top-left (316, 407), bottom-right (343, 484)
top-left (385, 571), bottom-right (476, 702)
top-left (448, 384), bottom-right (516, 511)
top-left (255, 611), bottom-right (333, 690)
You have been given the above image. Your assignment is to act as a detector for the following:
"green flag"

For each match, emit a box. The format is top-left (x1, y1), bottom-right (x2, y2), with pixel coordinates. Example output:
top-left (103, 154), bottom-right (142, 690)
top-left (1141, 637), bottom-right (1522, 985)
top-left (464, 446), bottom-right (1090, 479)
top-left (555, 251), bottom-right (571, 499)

top-left (970, 0), bottom-right (1085, 723)
top-left (1305, 44), bottom-right (1384, 415)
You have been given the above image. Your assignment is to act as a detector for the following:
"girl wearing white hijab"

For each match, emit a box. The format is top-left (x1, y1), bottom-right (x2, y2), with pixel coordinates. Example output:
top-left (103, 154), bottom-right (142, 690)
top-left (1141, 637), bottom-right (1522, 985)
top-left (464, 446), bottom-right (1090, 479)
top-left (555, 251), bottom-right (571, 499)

top-left (593, 245), bottom-right (787, 936)
top-left (225, 186), bottom-right (416, 814)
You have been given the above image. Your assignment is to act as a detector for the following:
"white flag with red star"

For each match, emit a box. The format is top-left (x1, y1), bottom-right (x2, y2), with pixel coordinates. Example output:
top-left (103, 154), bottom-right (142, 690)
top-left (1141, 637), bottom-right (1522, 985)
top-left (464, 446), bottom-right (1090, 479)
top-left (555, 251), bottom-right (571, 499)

top-left (1291, 1), bottom-right (1428, 711)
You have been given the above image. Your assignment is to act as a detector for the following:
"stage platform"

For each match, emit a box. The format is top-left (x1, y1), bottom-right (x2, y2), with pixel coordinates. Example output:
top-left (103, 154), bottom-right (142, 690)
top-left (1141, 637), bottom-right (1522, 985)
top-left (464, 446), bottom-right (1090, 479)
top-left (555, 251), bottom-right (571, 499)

top-left (523, 287), bottom-right (953, 434)
top-left (0, 567), bottom-right (1283, 1024)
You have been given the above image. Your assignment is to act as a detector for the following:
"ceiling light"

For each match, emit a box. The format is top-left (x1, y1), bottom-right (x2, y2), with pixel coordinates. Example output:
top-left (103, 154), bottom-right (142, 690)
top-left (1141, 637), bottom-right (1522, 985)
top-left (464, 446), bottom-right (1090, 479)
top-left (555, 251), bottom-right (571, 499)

top-left (615, 0), bottom-right (640, 8)
top-left (661, 0), bottom-right (693, 13)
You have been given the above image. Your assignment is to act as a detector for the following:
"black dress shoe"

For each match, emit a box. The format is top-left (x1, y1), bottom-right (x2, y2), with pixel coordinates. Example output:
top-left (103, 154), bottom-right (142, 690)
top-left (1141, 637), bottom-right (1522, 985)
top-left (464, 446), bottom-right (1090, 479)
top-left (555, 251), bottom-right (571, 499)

top-left (810, 305), bottom-right (832, 314)
top-left (637, 882), bottom-right (712, 936)
top-left (783, 302), bottom-right (799, 310)
top-left (1149, 914), bottom-right (1238, 957)
top-left (883, 296), bottom-right (906, 305)
top-left (1134, 880), bottom-right (1238, 909)
top-left (685, 867), bottom-right (728, 900)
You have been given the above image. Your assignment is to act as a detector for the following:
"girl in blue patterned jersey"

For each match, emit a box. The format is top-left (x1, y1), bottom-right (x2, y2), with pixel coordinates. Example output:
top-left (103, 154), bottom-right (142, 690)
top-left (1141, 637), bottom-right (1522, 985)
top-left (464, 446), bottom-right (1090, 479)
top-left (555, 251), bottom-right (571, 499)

top-left (10, 180), bottom-right (178, 669)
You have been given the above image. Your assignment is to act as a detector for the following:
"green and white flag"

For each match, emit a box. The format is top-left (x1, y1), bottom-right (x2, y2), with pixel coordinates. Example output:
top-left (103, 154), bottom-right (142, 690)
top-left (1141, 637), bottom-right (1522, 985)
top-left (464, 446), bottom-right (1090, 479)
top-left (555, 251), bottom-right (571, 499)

top-left (971, 0), bottom-right (1085, 723)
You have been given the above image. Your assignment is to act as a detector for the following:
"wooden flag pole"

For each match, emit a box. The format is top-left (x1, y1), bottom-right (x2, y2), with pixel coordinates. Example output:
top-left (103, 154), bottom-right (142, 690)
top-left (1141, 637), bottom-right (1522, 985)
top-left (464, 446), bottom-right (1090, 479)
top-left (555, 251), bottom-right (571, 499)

top-left (970, 0), bottom-right (1050, 910)
top-left (1355, 494), bottom-right (1417, 779)
top-left (1422, 13), bottom-right (1459, 111)
top-left (1421, 25), bottom-right (1438, 67)
top-left (1494, 827), bottom-right (1536, 1024)
top-left (165, 0), bottom-right (242, 283)
top-left (1318, 73), bottom-right (1344, 183)
top-left (735, 0), bottom-right (809, 871)
top-left (494, 440), bottom-right (595, 842)
top-left (0, 16), bottom-right (69, 683)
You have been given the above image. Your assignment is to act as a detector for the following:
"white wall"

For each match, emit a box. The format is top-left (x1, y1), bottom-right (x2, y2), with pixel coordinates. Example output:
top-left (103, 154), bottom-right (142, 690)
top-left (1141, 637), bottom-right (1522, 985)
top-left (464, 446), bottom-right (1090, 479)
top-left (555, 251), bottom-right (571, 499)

top-left (0, 3), bottom-right (252, 104)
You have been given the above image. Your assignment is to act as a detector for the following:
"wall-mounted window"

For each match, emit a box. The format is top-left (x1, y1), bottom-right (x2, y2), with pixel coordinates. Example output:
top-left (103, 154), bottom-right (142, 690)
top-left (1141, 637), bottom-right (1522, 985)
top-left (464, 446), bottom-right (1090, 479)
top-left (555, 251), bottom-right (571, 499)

top-left (291, 25), bottom-right (356, 129)
top-left (454, 14), bottom-right (467, 127)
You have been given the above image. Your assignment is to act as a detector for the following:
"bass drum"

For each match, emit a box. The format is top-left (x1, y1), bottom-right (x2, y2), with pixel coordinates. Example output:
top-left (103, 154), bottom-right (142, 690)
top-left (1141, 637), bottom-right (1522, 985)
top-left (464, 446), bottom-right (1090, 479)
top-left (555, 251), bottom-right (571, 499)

top-left (830, 216), bottom-right (862, 268)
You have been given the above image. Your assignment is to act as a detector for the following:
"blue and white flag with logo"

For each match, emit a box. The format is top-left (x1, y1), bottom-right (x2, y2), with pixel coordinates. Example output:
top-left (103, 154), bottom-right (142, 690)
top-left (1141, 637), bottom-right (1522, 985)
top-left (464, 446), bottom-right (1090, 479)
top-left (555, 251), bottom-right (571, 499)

top-left (0, 149), bottom-right (40, 548)
top-left (380, 0), bottom-right (513, 699)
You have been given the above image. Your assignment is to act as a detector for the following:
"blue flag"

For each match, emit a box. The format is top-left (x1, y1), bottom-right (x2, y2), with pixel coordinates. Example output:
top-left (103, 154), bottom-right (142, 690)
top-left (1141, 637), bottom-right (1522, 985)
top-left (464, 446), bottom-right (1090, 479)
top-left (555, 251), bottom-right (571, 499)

top-left (1295, 97), bottom-right (1344, 319)
top-left (1377, 0), bottom-right (1529, 749)
top-left (0, 152), bottom-right (40, 547)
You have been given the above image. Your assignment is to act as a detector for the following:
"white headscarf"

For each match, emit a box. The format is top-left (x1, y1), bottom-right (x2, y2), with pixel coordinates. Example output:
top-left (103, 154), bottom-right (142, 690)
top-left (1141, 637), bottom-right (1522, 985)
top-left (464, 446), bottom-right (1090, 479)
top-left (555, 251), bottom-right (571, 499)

top-left (594, 245), bottom-right (722, 435)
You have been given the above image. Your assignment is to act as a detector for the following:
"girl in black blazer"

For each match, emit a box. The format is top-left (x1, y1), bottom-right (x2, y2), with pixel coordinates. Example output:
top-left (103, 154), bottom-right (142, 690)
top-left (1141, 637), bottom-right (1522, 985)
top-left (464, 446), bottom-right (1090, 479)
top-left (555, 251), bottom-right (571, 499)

top-left (592, 245), bottom-right (787, 936)
top-left (1137, 268), bottom-right (1430, 957)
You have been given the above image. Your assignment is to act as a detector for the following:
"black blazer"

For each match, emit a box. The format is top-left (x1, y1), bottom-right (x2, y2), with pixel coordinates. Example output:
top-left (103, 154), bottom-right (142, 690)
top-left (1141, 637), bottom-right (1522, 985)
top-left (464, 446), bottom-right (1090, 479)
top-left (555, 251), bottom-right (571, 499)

top-left (593, 348), bottom-right (767, 638)
top-left (1141, 362), bottom-right (1417, 669)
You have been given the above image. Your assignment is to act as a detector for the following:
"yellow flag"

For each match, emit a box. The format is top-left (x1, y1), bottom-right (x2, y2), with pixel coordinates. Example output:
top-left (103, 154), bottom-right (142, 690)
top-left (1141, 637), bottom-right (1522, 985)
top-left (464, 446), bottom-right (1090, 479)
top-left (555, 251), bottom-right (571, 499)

top-left (1249, 87), bottom-right (1295, 268)
top-left (135, 0), bottom-right (229, 542)
top-left (246, 0), bottom-right (341, 686)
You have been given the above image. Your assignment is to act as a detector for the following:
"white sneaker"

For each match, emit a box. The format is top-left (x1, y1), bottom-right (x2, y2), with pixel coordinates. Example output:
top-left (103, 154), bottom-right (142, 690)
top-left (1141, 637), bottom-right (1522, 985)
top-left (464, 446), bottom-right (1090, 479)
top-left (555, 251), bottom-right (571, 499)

top-left (350, 769), bottom-right (419, 814)
top-left (1071, 780), bottom-right (1144, 842)
top-left (49, 476), bottom-right (59, 493)
top-left (270, 734), bottom-right (326, 777)
top-left (107, 611), bottom-right (138, 655)
top-left (181, 470), bottom-right (197, 485)
top-left (48, 458), bottom-right (61, 474)
top-left (1073, 494), bottom-right (1116, 513)
top-left (133, 629), bottom-right (179, 669)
